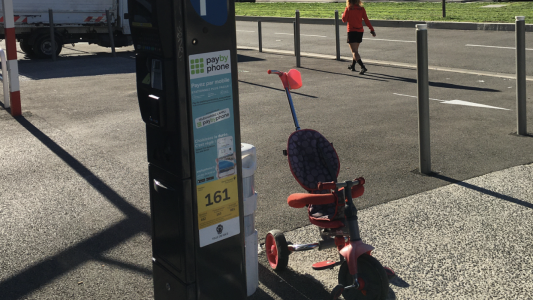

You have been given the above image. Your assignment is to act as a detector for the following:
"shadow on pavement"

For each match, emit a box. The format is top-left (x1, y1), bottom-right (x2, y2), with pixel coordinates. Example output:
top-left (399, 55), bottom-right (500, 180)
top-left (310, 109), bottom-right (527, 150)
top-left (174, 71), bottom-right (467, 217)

top-left (0, 114), bottom-right (151, 300)
top-left (252, 256), bottom-right (400, 300)
top-left (239, 80), bottom-right (318, 98)
top-left (432, 173), bottom-right (533, 210)
top-left (17, 53), bottom-right (135, 80)
top-left (239, 54), bottom-right (266, 63)
top-left (301, 67), bottom-right (501, 92)
top-left (250, 261), bottom-right (331, 300)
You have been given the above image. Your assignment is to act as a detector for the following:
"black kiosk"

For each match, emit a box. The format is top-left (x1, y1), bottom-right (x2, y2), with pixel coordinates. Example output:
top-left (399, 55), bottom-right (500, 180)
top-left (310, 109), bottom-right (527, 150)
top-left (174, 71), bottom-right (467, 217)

top-left (128, 0), bottom-right (246, 299)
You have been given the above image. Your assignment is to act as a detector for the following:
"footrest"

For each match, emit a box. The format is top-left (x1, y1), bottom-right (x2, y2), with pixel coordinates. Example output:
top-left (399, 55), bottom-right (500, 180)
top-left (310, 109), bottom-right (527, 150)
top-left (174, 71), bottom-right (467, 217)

top-left (312, 260), bottom-right (339, 270)
top-left (384, 266), bottom-right (396, 280)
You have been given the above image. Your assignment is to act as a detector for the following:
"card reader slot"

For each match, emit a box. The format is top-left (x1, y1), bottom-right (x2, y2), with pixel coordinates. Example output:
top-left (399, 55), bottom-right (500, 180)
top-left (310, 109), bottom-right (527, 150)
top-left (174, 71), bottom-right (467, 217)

top-left (149, 94), bottom-right (161, 125)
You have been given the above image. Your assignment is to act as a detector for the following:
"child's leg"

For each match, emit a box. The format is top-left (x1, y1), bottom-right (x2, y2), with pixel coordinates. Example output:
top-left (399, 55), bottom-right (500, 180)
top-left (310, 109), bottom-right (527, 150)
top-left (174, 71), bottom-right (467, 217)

top-left (348, 42), bottom-right (360, 71)
top-left (349, 42), bottom-right (361, 61)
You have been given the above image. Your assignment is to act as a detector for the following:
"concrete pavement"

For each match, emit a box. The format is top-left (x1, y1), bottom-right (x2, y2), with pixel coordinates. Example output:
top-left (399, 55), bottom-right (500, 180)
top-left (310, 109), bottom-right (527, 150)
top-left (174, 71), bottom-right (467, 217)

top-left (251, 163), bottom-right (533, 299)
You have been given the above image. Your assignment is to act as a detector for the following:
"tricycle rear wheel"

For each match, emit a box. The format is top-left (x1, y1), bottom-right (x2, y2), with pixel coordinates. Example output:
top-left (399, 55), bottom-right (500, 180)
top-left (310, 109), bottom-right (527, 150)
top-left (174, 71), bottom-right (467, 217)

top-left (265, 230), bottom-right (289, 271)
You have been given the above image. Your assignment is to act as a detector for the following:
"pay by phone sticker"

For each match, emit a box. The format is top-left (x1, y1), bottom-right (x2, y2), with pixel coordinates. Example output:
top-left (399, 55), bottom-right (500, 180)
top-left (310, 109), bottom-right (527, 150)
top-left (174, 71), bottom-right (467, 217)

top-left (189, 50), bottom-right (231, 79)
top-left (195, 108), bottom-right (230, 129)
top-left (190, 50), bottom-right (236, 186)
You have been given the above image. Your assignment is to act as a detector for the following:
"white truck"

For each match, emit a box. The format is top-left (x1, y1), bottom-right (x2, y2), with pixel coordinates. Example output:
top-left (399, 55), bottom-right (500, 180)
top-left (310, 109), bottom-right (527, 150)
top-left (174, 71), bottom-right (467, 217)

top-left (0, 0), bottom-right (131, 58)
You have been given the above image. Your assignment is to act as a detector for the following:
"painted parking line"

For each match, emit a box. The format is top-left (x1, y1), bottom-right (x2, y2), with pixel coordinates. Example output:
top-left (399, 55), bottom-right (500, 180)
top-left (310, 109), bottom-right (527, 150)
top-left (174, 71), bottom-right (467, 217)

top-left (275, 33), bottom-right (327, 38)
top-left (237, 30), bottom-right (255, 33)
top-left (466, 44), bottom-right (533, 51)
top-left (363, 38), bottom-right (415, 43)
top-left (393, 93), bottom-right (510, 110)
top-left (237, 46), bottom-right (533, 81)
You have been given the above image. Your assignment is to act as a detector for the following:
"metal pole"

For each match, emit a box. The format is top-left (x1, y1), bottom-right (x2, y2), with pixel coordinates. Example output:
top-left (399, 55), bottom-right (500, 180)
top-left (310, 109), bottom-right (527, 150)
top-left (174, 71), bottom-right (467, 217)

top-left (516, 16), bottom-right (527, 135)
top-left (335, 10), bottom-right (340, 61)
top-left (416, 24), bottom-right (431, 175)
top-left (49, 9), bottom-right (56, 61)
top-left (106, 10), bottom-right (116, 57)
top-left (258, 21), bottom-right (262, 52)
top-left (295, 10), bottom-right (301, 67)
top-left (442, 0), bottom-right (446, 18)
top-left (293, 21), bottom-right (296, 56)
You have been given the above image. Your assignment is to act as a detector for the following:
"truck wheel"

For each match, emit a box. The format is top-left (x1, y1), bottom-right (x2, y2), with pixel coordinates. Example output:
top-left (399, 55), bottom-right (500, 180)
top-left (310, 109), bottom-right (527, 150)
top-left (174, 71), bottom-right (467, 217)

top-left (33, 35), bottom-right (62, 59)
top-left (19, 40), bottom-right (34, 57)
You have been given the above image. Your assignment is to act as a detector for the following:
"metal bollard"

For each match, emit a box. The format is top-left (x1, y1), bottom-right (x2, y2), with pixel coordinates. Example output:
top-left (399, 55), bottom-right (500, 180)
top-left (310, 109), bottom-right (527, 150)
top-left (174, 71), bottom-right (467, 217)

top-left (49, 9), bottom-right (56, 61)
top-left (442, 0), bottom-right (446, 18)
top-left (106, 10), bottom-right (116, 57)
top-left (416, 24), bottom-right (431, 175)
top-left (516, 16), bottom-right (527, 136)
top-left (335, 10), bottom-right (340, 61)
top-left (258, 21), bottom-right (262, 53)
top-left (293, 21), bottom-right (296, 56)
top-left (295, 10), bottom-right (301, 67)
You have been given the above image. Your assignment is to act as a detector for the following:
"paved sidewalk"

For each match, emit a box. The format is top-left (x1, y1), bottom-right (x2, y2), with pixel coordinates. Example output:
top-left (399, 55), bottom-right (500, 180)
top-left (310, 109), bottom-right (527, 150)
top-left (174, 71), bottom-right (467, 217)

top-left (251, 163), bottom-right (533, 299)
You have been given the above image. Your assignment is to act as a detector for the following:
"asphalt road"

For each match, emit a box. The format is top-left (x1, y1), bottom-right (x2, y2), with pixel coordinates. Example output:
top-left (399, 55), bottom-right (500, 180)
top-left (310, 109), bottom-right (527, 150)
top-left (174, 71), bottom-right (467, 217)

top-left (1, 22), bottom-right (533, 299)
top-left (236, 21), bottom-right (533, 76)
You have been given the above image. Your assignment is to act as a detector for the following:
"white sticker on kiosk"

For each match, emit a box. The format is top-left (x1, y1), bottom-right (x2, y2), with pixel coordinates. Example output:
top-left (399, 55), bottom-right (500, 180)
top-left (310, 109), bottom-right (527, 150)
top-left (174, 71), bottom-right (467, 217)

top-left (195, 108), bottom-right (231, 129)
top-left (199, 217), bottom-right (240, 247)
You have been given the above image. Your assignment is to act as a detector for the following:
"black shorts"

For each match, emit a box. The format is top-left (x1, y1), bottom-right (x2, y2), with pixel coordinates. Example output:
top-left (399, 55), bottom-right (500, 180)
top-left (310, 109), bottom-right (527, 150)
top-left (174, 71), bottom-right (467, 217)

top-left (347, 31), bottom-right (363, 44)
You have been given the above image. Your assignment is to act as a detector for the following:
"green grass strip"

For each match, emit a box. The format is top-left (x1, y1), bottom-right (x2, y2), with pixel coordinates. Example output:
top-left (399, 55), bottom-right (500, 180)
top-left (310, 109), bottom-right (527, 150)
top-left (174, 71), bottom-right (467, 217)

top-left (235, 2), bottom-right (533, 23)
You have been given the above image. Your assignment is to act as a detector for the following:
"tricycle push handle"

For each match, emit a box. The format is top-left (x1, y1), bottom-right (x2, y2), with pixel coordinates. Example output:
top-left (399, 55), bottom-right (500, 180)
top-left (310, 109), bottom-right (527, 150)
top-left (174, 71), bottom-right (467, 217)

top-left (267, 69), bottom-right (283, 76)
top-left (317, 177), bottom-right (364, 190)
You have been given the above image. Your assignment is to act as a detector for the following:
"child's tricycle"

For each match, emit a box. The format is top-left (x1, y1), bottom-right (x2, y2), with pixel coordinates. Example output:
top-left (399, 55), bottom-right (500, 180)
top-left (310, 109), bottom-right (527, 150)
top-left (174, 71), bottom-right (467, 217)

top-left (265, 69), bottom-right (394, 300)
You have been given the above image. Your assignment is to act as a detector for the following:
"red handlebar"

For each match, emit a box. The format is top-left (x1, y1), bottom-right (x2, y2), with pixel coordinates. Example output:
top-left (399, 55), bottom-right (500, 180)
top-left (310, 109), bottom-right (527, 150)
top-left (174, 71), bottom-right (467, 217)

top-left (267, 69), bottom-right (283, 76)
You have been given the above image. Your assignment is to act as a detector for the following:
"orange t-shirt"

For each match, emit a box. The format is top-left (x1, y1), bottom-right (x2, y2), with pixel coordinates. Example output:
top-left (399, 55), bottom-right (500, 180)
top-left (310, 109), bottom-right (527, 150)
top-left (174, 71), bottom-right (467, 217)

top-left (341, 5), bottom-right (374, 33)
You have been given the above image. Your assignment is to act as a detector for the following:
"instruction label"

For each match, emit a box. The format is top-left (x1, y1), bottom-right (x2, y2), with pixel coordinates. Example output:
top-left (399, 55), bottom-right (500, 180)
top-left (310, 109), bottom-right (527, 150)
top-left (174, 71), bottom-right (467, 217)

top-left (190, 50), bottom-right (240, 247)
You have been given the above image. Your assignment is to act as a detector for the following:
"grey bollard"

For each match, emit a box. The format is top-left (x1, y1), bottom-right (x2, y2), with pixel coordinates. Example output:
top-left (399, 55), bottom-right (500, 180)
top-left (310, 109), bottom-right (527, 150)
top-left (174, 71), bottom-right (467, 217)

top-left (258, 21), bottom-right (262, 53)
top-left (516, 16), bottom-right (527, 135)
top-left (335, 10), bottom-right (340, 61)
top-left (293, 21), bottom-right (296, 56)
top-left (49, 9), bottom-right (56, 61)
top-left (295, 10), bottom-right (300, 67)
top-left (416, 24), bottom-right (431, 175)
top-left (106, 10), bottom-right (116, 57)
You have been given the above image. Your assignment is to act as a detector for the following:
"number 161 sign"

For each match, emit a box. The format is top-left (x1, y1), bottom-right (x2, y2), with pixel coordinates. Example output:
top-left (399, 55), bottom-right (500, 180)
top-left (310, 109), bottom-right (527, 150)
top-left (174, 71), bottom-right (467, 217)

top-left (196, 170), bottom-right (239, 247)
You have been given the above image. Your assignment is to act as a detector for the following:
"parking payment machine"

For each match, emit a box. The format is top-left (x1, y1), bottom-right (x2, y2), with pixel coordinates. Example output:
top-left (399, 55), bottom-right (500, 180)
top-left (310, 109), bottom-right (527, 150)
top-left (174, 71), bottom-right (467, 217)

top-left (128, 0), bottom-right (247, 299)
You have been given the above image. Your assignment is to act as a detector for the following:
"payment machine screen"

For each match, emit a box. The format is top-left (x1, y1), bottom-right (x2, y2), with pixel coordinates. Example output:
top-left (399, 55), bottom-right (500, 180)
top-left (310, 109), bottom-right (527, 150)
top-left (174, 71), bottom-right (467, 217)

top-left (130, 0), bottom-right (154, 27)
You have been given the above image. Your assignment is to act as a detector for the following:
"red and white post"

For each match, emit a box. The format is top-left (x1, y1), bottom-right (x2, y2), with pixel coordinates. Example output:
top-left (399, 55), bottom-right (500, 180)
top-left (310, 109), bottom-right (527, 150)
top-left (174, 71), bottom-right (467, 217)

top-left (2, 0), bottom-right (21, 116)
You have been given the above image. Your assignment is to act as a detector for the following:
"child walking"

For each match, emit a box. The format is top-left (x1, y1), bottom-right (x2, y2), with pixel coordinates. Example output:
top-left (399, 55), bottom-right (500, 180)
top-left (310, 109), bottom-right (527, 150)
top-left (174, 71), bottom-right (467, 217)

top-left (342, 0), bottom-right (376, 74)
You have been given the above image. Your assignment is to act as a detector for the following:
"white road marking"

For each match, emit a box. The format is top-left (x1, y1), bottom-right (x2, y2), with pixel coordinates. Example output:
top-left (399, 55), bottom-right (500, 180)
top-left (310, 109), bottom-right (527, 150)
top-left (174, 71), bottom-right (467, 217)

top-left (237, 46), bottom-right (533, 81)
top-left (237, 30), bottom-right (255, 33)
top-left (482, 4), bottom-right (507, 8)
top-left (393, 93), bottom-right (441, 101)
top-left (393, 93), bottom-right (510, 110)
top-left (363, 38), bottom-right (415, 43)
top-left (466, 44), bottom-right (533, 51)
top-left (275, 33), bottom-right (327, 38)
top-left (302, 34), bottom-right (327, 38)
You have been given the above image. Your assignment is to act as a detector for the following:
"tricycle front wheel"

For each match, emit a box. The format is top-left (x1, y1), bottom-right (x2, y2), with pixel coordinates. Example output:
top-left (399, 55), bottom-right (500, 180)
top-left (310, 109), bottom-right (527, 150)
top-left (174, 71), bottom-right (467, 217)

top-left (338, 254), bottom-right (388, 300)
